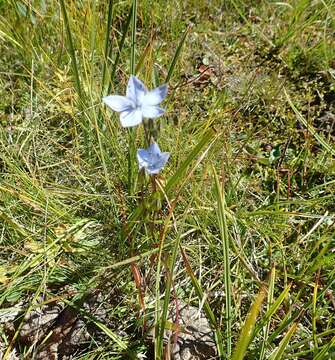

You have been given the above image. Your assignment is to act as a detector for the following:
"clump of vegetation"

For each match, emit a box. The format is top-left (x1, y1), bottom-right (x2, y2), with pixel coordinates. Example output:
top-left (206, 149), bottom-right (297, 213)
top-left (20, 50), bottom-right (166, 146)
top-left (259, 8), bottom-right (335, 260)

top-left (0, 0), bottom-right (334, 359)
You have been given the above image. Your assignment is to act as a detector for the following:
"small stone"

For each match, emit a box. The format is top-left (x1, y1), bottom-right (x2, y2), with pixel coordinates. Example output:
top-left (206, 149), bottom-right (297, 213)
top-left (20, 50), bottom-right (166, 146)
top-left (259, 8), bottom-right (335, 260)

top-left (148, 302), bottom-right (217, 360)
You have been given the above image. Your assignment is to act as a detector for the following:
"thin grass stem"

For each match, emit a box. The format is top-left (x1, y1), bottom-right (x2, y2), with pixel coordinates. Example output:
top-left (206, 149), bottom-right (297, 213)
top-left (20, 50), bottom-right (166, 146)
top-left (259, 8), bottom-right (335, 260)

top-left (59, 0), bottom-right (83, 99)
top-left (213, 166), bottom-right (232, 356)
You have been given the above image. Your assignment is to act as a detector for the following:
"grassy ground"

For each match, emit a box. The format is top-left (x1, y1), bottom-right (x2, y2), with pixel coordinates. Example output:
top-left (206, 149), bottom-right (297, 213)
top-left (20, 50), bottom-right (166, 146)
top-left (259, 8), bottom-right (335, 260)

top-left (0, 0), bottom-right (335, 359)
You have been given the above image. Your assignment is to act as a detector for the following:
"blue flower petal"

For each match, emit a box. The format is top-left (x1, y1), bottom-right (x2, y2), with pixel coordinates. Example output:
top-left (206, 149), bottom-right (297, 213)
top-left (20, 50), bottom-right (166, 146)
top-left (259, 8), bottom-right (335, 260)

top-left (103, 76), bottom-right (167, 128)
top-left (137, 142), bottom-right (170, 175)
top-left (157, 152), bottom-right (170, 167)
top-left (126, 76), bottom-right (147, 105)
top-left (137, 148), bottom-right (152, 164)
top-left (147, 142), bottom-right (161, 157)
top-left (142, 84), bottom-right (168, 106)
top-left (120, 109), bottom-right (143, 127)
top-left (102, 95), bottom-right (134, 112)
top-left (141, 105), bottom-right (165, 118)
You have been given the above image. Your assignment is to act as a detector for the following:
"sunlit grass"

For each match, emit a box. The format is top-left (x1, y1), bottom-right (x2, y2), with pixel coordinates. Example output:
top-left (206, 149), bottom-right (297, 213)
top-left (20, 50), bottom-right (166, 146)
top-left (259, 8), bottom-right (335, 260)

top-left (0, 0), bottom-right (335, 359)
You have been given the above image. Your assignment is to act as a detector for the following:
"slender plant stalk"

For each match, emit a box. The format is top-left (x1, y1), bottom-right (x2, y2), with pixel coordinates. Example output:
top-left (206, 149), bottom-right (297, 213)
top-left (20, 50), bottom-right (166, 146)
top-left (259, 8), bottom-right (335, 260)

top-left (165, 24), bottom-right (191, 83)
top-left (130, 0), bottom-right (137, 75)
top-left (155, 232), bottom-right (181, 359)
top-left (89, 0), bottom-right (97, 90)
top-left (231, 287), bottom-right (266, 360)
top-left (180, 247), bottom-right (225, 357)
top-left (312, 273), bottom-right (319, 354)
top-left (269, 322), bottom-right (298, 360)
top-left (259, 265), bottom-right (276, 360)
top-left (108, 5), bottom-right (133, 93)
top-left (59, 0), bottom-right (83, 99)
top-left (127, 0), bottom-right (138, 194)
top-left (213, 166), bottom-right (232, 356)
top-left (154, 133), bottom-right (217, 358)
top-left (153, 185), bottom-right (179, 359)
top-left (313, 336), bottom-right (335, 360)
top-left (101, 0), bottom-right (114, 95)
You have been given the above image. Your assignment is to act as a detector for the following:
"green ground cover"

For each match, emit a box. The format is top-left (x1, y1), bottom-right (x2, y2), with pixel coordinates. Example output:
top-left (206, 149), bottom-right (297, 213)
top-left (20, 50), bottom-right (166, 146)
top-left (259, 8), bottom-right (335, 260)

top-left (0, 0), bottom-right (335, 358)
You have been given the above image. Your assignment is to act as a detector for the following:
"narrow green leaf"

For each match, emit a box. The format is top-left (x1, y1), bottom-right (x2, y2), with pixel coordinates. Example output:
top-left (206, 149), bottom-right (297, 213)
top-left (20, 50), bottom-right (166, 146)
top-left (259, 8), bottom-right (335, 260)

top-left (108, 5), bottom-right (133, 92)
top-left (231, 287), bottom-right (266, 360)
top-left (165, 128), bottom-right (216, 194)
top-left (165, 24), bottom-right (191, 83)
top-left (269, 322), bottom-right (298, 360)
top-left (254, 284), bottom-right (291, 339)
top-left (101, 0), bottom-right (114, 95)
top-left (313, 336), bottom-right (335, 360)
top-left (285, 89), bottom-right (335, 156)
top-left (59, 0), bottom-right (83, 99)
top-left (259, 265), bottom-right (276, 360)
top-left (213, 166), bottom-right (232, 357)
top-left (180, 247), bottom-right (225, 357)
top-left (91, 318), bottom-right (128, 350)
top-left (130, 0), bottom-right (137, 75)
top-left (64, 297), bottom-right (129, 352)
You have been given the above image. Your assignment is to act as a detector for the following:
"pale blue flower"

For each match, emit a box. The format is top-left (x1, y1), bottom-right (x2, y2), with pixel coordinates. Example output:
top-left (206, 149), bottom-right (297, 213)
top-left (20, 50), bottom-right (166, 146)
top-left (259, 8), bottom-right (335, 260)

top-left (103, 76), bottom-right (168, 127)
top-left (137, 142), bottom-right (170, 175)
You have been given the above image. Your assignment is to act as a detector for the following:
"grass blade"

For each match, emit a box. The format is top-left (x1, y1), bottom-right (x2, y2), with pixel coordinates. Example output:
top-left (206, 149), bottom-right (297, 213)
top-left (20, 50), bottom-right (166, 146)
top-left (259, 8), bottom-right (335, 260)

top-left (108, 5), bottom-right (133, 93)
top-left (59, 0), bottom-right (83, 99)
top-left (180, 247), bottom-right (225, 357)
top-left (165, 24), bottom-right (191, 83)
top-left (213, 166), bottom-right (232, 357)
top-left (231, 287), bottom-right (266, 360)
top-left (130, 0), bottom-right (137, 75)
top-left (285, 88), bottom-right (335, 156)
top-left (269, 322), bottom-right (298, 360)
top-left (127, 0), bottom-right (138, 194)
top-left (259, 265), bottom-right (276, 360)
top-left (313, 336), bottom-right (335, 360)
top-left (101, 0), bottom-right (114, 95)
top-left (254, 284), bottom-right (291, 339)
top-left (165, 129), bottom-right (216, 194)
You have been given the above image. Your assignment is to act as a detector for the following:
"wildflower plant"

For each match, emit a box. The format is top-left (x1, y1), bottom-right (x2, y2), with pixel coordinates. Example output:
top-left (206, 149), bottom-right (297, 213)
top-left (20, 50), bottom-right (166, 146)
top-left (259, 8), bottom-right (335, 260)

top-left (61, 1), bottom-right (219, 357)
top-left (103, 75), bottom-right (170, 176)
